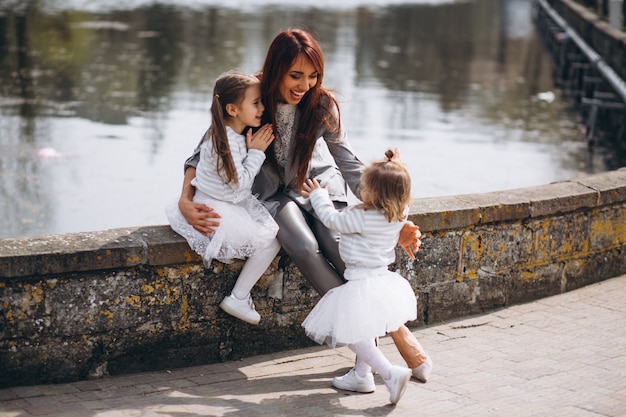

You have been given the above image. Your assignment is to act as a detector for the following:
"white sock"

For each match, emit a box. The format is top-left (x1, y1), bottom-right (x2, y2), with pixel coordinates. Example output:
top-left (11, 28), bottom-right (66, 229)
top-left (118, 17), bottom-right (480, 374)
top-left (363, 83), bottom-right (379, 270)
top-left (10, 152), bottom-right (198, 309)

top-left (231, 239), bottom-right (281, 299)
top-left (354, 356), bottom-right (372, 378)
top-left (349, 339), bottom-right (393, 380)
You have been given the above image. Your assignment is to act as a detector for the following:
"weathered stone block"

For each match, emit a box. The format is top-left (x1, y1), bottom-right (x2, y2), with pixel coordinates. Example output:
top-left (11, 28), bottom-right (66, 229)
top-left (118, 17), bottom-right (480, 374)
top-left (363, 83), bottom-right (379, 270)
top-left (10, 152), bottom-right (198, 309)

top-left (139, 226), bottom-right (203, 266)
top-left (564, 249), bottom-right (626, 290)
top-left (531, 212), bottom-right (592, 264)
top-left (456, 191), bottom-right (531, 224)
top-left (588, 205), bottom-right (626, 250)
top-left (460, 224), bottom-right (534, 278)
top-left (505, 263), bottom-right (564, 304)
top-left (509, 181), bottom-right (598, 218)
top-left (410, 196), bottom-right (481, 232)
top-left (0, 228), bottom-right (148, 278)
top-left (397, 231), bottom-right (460, 286)
top-left (576, 168), bottom-right (626, 206)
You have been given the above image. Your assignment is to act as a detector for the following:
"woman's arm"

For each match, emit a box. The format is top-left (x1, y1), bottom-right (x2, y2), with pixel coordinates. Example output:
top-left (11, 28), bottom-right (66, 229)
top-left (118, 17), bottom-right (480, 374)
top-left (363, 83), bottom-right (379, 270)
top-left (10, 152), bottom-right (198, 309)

top-left (178, 167), bottom-right (221, 235)
top-left (324, 130), bottom-right (364, 197)
top-left (320, 100), bottom-right (365, 197)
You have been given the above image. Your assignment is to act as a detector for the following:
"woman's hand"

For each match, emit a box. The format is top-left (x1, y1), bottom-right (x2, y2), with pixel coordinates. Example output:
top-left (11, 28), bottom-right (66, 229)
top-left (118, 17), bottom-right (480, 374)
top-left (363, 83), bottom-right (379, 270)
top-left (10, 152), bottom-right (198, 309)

top-left (247, 124), bottom-right (274, 152)
top-left (300, 178), bottom-right (322, 197)
top-left (178, 198), bottom-right (221, 235)
top-left (399, 220), bottom-right (422, 260)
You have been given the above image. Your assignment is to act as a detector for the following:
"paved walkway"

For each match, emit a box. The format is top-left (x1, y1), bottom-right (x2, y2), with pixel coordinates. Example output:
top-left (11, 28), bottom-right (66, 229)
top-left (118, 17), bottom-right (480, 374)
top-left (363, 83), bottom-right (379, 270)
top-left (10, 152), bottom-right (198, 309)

top-left (2, 274), bottom-right (626, 417)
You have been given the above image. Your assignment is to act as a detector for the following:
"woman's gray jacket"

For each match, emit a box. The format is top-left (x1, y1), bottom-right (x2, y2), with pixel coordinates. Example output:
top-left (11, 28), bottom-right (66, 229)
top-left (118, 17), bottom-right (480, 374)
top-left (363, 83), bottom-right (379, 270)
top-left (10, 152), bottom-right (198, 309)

top-left (184, 112), bottom-right (364, 212)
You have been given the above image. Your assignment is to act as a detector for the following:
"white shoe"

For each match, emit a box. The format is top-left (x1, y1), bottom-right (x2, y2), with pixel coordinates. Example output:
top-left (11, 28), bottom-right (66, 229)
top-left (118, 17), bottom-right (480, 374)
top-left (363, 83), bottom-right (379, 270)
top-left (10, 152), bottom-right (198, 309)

top-left (411, 356), bottom-right (433, 383)
top-left (384, 365), bottom-right (411, 405)
top-left (332, 368), bottom-right (376, 393)
top-left (219, 294), bottom-right (260, 325)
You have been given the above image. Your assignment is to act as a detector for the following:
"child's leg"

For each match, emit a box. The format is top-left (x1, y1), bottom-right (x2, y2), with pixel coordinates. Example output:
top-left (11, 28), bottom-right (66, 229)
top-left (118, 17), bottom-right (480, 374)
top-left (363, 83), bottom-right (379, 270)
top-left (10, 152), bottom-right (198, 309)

top-left (350, 339), bottom-right (392, 380)
top-left (231, 239), bottom-right (281, 299)
top-left (220, 239), bottom-right (281, 324)
top-left (349, 339), bottom-right (412, 405)
top-left (389, 325), bottom-right (428, 367)
top-left (389, 325), bottom-right (433, 382)
top-left (332, 340), bottom-right (376, 394)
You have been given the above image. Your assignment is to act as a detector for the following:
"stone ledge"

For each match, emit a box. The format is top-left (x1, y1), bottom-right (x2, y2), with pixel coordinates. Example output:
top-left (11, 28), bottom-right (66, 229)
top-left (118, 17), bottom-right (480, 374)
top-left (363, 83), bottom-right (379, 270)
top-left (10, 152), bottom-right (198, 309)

top-left (412, 168), bottom-right (626, 232)
top-left (2, 168), bottom-right (626, 277)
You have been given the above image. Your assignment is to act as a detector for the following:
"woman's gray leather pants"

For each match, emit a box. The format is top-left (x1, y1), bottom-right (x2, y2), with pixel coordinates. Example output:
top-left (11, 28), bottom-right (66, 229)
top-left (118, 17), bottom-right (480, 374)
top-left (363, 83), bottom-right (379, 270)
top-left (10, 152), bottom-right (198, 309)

top-left (272, 192), bottom-right (346, 296)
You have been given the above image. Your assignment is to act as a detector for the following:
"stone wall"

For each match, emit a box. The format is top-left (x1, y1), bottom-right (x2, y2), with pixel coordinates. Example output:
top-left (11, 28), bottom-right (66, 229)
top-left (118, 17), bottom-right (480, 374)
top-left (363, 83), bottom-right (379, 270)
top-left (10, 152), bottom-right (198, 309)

top-left (1, 168), bottom-right (626, 389)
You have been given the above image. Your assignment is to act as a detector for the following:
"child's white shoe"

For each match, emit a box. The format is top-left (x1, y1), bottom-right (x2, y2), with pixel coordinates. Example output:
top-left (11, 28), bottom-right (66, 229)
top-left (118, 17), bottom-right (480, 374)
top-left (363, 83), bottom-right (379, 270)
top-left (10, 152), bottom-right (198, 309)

top-left (332, 368), bottom-right (376, 393)
top-left (383, 365), bottom-right (411, 405)
top-left (411, 355), bottom-right (433, 382)
top-left (219, 294), bottom-right (260, 324)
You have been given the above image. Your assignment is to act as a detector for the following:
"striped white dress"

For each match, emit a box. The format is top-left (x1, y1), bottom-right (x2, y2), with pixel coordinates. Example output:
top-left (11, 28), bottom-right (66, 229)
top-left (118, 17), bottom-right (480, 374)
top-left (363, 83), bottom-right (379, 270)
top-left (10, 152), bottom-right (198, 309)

top-left (301, 188), bottom-right (417, 348)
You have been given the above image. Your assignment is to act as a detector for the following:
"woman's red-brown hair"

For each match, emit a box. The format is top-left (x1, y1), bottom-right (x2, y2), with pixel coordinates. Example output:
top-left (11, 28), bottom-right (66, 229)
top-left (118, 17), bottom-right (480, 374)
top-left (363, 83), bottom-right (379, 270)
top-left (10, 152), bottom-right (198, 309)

top-left (259, 29), bottom-right (341, 189)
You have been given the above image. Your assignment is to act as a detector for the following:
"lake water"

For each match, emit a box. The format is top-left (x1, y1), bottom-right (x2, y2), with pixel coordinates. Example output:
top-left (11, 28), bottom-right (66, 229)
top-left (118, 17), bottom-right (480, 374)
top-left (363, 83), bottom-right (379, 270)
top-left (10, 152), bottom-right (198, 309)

top-left (0, 0), bottom-right (619, 239)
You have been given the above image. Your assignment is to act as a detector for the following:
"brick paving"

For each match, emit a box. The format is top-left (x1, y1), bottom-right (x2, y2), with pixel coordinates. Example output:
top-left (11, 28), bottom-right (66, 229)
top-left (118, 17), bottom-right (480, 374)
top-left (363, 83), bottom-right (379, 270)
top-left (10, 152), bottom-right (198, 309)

top-left (1, 274), bottom-right (626, 417)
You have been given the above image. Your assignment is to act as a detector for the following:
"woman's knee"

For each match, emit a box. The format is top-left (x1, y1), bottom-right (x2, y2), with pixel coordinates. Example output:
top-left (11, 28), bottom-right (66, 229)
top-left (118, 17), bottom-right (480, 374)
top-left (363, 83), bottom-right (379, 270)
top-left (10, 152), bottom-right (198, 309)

top-left (273, 199), bottom-right (321, 259)
top-left (278, 228), bottom-right (320, 260)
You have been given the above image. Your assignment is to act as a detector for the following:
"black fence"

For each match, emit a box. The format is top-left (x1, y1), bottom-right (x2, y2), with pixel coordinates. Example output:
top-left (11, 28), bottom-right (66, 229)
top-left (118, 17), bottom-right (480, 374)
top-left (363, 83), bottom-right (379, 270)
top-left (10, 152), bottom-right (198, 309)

top-left (535, 0), bottom-right (626, 168)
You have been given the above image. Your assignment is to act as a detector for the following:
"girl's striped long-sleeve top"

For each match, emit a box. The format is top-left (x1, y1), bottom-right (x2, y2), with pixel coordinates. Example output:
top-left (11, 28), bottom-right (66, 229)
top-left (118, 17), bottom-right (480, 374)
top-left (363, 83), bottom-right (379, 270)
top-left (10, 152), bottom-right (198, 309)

top-left (308, 188), bottom-right (407, 270)
top-left (191, 126), bottom-right (265, 204)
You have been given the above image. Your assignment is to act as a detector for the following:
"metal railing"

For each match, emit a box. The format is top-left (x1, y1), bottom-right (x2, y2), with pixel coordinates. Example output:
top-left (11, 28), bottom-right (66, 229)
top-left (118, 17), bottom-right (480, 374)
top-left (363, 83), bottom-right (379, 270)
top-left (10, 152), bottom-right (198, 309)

top-left (574, 0), bottom-right (625, 28)
top-left (535, 0), bottom-right (626, 146)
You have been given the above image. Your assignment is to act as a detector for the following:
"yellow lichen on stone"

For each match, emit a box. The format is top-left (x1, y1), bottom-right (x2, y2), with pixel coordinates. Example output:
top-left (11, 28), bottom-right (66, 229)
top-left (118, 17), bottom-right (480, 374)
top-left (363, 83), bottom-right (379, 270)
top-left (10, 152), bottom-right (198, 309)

top-left (126, 295), bottom-right (141, 307)
top-left (177, 295), bottom-right (190, 330)
top-left (99, 310), bottom-right (113, 322)
top-left (521, 270), bottom-right (536, 283)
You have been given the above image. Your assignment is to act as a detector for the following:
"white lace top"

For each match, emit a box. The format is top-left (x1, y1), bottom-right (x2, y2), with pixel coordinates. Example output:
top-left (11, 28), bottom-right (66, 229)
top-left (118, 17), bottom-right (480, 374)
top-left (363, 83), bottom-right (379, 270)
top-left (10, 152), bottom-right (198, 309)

top-left (274, 102), bottom-right (297, 169)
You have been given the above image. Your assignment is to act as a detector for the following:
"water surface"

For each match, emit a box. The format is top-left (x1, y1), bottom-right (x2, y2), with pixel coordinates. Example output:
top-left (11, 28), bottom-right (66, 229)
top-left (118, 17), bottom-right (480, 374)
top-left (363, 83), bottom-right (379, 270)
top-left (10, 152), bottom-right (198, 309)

top-left (0, 0), bottom-right (612, 238)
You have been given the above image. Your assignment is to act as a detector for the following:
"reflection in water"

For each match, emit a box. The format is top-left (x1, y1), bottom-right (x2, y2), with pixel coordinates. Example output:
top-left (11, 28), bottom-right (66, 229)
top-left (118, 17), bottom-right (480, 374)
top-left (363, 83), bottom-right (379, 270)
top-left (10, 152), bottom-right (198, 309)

top-left (0, 0), bottom-right (619, 238)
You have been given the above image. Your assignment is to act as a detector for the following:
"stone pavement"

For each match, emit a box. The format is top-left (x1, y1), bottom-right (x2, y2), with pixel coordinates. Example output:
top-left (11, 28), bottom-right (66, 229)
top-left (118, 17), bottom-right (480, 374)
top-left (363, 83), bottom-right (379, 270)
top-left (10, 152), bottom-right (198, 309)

top-left (1, 274), bottom-right (626, 417)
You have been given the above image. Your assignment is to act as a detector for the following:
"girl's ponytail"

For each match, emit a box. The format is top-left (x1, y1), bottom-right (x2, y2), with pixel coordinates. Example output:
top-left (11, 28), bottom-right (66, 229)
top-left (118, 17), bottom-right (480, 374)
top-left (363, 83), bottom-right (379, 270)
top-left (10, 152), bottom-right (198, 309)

top-left (208, 71), bottom-right (259, 186)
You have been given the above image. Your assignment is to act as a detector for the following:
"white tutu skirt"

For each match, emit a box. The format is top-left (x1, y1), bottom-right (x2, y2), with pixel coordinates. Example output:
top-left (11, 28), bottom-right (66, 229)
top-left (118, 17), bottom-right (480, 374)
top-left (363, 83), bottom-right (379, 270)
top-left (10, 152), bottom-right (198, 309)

top-left (302, 267), bottom-right (418, 348)
top-left (165, 193), bottom-right (278, 266)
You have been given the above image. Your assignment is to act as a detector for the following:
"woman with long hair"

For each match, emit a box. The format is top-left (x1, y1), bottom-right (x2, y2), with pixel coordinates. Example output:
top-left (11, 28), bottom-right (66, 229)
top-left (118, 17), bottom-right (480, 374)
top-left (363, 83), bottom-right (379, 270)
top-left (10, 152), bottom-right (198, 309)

top-left (178, 29), bottom-right (432, 388)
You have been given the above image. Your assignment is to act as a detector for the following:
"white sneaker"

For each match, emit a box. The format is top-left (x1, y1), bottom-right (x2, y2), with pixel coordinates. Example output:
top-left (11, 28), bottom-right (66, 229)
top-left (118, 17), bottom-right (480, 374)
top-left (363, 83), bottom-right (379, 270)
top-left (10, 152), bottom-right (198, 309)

top-left (411, 355), bottom-right (433, 383)
top-left (219, 294), bottom-right (260, 325)
top-left (332, 368), bottom-right (376, 393)
top-left (383, 365), bottom-right (411, 405)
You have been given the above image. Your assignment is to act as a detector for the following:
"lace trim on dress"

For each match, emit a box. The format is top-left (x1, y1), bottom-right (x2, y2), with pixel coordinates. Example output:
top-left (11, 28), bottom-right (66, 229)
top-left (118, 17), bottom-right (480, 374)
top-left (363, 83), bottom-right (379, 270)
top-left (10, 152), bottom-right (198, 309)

top-left (274, 103), bottom-right (297, 168)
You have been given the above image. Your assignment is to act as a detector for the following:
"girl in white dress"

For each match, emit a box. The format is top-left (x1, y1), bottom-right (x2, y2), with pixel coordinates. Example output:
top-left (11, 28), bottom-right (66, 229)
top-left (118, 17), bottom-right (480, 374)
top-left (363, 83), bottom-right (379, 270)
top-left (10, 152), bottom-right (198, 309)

top-left (166, 71), bottom-right (281, 325)
top-left (300, 150), bottom-right (417, 405)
